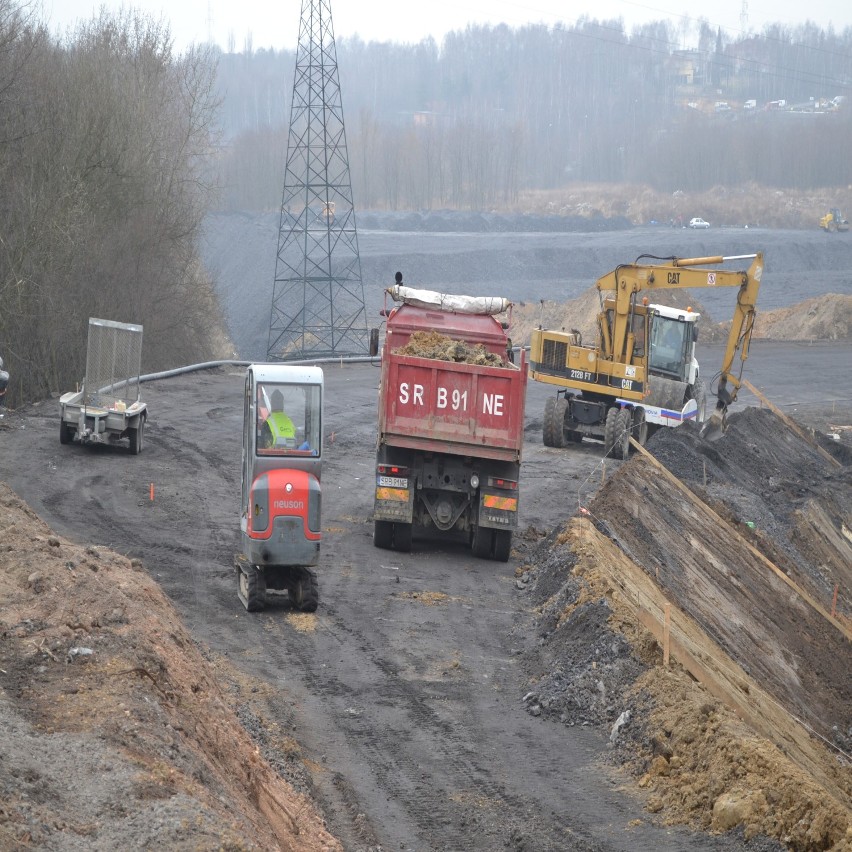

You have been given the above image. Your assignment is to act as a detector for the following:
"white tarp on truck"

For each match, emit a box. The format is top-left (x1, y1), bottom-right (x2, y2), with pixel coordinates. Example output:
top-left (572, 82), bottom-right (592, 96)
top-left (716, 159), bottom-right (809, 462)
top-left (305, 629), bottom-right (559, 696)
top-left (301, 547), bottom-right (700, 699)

top-left (388, 285), bottom-right (509, 316)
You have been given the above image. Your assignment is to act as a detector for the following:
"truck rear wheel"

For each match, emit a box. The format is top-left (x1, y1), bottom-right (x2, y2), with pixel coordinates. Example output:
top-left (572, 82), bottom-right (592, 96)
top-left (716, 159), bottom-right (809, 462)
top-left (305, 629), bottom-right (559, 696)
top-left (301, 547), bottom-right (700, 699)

top-left (471, 524), bottom-right (490, 558)
top-left (392, 522), bottom-right (412, 552)
top-left (472, 526), bottom-right (512, 561)
top-left (543, 397), bottom-right (567, 447)
top-left (373, 520), bottom-right (393, 549)
top-left (493, 530), bottom-right (512, 562)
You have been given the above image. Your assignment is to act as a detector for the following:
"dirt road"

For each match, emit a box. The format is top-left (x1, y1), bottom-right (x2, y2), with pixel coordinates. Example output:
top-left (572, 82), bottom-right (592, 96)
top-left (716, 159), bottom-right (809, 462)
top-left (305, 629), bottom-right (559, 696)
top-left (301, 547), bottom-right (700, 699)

top-left (1, 338), bottom-right (847, 851)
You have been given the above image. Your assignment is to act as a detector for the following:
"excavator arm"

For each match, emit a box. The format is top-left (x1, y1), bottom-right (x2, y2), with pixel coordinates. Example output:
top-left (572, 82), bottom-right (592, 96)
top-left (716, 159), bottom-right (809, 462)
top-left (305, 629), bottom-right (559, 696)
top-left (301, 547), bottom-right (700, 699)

top-left (596, 253), bottom-right (764, 436)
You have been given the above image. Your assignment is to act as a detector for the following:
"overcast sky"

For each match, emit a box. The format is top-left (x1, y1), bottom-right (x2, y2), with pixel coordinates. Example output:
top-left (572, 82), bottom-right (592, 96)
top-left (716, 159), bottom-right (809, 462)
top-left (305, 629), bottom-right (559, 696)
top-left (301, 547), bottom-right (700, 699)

top-left (44, 0), bottom-right (852, 54)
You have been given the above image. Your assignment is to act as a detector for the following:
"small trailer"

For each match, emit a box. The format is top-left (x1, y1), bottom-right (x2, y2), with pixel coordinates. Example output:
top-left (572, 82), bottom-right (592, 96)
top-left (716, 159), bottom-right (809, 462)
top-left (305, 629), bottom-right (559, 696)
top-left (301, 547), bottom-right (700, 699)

top-left (59, 318), bottom-right (148, 454)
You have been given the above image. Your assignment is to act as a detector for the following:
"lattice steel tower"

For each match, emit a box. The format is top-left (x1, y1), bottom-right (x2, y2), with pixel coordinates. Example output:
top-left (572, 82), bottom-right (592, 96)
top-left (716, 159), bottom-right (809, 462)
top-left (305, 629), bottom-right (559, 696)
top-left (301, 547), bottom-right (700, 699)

top-left (267, 0), bottom-right (368, 361)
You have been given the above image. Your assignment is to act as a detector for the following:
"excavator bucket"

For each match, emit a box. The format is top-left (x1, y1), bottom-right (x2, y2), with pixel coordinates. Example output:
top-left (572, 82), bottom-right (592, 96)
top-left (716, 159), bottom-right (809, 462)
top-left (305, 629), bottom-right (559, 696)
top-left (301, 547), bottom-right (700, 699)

top-left (700, 404), bottom-right (727, 441)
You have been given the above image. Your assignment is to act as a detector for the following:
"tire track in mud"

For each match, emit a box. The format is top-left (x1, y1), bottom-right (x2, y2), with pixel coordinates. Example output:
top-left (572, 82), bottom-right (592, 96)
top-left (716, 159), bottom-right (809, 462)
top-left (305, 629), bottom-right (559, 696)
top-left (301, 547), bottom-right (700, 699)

top-left (270, 511), bottom-right (731, 852)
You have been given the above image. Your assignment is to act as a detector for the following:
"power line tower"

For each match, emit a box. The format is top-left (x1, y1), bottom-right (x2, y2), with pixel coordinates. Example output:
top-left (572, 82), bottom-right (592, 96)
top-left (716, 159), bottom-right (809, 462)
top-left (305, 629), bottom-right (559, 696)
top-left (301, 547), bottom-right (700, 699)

top-left (267, 0), bottom-right (369, 361)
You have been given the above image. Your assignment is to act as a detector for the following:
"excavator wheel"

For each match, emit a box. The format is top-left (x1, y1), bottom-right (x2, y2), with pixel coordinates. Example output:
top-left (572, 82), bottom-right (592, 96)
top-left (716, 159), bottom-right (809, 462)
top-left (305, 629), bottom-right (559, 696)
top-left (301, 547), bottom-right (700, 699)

top-left (288, 568), bottom-right (319, 613)
top-left (688, 379), bottom-right (708, 424)
top-left (632, 408), bottom-right (648, 447)
top-left (616, 409), bottom-right (632, 458)
top-left (603, 407), bottom-right (619, 457)
top-left (237, 561), bottom-right (266, 612)
top-left (604, 407), bottom-right (630, 459)
top-left (542, 397), bottom-right (567, 447)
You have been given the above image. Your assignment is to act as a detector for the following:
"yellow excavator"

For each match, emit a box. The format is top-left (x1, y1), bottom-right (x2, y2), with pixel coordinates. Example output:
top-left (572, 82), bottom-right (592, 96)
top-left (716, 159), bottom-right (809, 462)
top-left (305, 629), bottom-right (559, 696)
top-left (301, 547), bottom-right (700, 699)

top-left (528, 252), bottom-right (764, 456)
top-left (819, 209), bottom-right (849, 232)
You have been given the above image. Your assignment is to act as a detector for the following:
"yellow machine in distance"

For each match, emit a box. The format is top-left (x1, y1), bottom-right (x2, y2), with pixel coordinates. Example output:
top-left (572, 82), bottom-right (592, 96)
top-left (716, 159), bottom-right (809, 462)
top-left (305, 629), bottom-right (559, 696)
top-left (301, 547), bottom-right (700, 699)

top-left (819, 209), bottom-right (849, 232)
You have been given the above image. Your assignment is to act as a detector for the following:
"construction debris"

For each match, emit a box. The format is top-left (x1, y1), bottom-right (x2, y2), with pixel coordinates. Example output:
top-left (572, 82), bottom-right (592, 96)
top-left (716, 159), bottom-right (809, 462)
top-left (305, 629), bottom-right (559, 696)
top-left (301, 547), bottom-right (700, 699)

top-left (394, 330), bottom-right (509, 367)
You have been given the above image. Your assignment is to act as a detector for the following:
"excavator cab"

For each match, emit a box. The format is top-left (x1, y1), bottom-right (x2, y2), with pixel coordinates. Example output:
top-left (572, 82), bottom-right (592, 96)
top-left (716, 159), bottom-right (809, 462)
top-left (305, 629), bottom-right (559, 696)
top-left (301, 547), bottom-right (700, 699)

top-left (648, 313), bottom-right (696, 382)
top-left (235, 364), bottom-right (323, 612)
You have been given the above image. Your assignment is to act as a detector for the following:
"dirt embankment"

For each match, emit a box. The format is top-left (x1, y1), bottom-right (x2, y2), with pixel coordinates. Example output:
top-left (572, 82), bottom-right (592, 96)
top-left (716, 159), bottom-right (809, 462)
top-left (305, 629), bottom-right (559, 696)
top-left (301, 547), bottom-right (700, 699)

top-left (509, 291), bottom-right (852, 347)
top-left (516, 182), bottom-right (852, 230)
top-left (517, 408), bottom-right (851, 851)
top-left (0, 484), bottom-right (340, 852)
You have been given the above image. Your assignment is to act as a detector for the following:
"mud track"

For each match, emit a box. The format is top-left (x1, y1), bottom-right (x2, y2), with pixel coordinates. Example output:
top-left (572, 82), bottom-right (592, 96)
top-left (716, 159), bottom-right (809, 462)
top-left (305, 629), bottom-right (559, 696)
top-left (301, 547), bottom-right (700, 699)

top-left (1, 338), bottom-right (849, 850)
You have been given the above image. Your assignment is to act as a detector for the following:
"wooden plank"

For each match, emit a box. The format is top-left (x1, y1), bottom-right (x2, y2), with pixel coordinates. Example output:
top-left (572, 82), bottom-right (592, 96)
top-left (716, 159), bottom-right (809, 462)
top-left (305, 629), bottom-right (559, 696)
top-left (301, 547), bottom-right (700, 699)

top-left (630, 437), bottom-right (851, 642)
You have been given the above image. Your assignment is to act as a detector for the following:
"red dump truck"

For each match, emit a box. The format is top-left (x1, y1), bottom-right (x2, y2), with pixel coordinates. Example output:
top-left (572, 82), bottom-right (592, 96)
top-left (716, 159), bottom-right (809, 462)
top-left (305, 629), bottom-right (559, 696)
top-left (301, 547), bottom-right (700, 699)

top-left (373, 280), bottom-right (527, 561)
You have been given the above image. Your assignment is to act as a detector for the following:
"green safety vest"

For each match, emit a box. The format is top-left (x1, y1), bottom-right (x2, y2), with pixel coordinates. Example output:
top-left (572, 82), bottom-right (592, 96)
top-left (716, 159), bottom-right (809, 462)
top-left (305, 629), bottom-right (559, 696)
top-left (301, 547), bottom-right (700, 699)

top-left (262, 412), bottom-right (296, 447)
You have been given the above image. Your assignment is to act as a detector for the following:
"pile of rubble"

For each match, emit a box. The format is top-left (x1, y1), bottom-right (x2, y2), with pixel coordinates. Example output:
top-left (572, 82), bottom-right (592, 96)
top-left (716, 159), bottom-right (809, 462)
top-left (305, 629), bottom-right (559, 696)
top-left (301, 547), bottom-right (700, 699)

top-left (394, 330), bottom-right (509, 367)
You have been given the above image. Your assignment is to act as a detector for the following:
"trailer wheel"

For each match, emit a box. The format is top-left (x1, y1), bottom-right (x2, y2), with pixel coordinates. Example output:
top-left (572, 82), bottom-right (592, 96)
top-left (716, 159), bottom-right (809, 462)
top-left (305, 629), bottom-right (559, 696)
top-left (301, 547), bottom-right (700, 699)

top-left (289, 568), bottom-right (319, 613)
top-left (373, 520), bottom-right (393, 549)
top-left (237, 562), bottom-right (266, 612)
top-left (543, 397), bottom-right (567, 447)
top-left (128, 416), bottom-right (145, 455)
top-left (60, 419), bottom-right (74, 445)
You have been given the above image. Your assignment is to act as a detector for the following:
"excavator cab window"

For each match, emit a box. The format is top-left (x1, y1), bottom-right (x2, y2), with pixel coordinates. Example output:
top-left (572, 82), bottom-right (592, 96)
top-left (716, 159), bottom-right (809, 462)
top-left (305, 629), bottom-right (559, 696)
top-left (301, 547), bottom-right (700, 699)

top-left (649, 317), bottom-right (689, 379)
top-left (630, 313), bottom-right (646, 357)
top-left (256, 382), bottom-right (321, 456)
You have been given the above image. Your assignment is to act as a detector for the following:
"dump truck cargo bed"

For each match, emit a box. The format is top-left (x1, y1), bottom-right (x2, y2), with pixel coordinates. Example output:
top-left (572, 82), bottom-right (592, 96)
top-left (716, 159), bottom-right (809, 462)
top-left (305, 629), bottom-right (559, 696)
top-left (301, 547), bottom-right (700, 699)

top-left (378, 350), bottom-right (526, 461)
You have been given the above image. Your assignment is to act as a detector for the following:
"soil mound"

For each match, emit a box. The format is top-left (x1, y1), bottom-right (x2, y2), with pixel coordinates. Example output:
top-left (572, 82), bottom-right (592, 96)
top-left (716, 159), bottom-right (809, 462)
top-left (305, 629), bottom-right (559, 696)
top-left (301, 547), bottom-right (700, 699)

top-left (0, 484), bottom-right (341, 852)
top-left (509, 291), bottom-right (852, 347)
top-left (516, 407), bottom-right (851, 850)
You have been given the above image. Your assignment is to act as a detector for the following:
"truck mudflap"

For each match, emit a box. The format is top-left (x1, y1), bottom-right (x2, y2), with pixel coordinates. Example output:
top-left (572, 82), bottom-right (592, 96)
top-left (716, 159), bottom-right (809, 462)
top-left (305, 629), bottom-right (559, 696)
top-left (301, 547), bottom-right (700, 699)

top-left (477, 479), bottom-right (519, 531)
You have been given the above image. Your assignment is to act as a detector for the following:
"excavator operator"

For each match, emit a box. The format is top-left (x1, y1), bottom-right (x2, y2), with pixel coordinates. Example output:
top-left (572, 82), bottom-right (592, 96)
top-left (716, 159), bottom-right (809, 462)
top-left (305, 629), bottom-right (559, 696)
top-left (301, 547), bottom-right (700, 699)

top-left (259, 389), bottom-right (297, 451)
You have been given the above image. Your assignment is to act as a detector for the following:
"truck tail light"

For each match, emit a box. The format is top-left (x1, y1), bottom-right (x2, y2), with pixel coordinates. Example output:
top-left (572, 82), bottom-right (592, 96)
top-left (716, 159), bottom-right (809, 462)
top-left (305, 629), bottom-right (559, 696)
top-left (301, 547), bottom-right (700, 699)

top-left (487, 477), bottom-right (518, 490)
top-left (378, 463), bottom-right (410, 477)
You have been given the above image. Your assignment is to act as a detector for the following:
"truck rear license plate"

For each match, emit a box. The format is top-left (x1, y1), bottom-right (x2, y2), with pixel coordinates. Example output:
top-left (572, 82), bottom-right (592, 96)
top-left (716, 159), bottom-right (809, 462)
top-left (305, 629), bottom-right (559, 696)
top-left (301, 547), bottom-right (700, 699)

top-left (378, 475), bottom-right (408, 487)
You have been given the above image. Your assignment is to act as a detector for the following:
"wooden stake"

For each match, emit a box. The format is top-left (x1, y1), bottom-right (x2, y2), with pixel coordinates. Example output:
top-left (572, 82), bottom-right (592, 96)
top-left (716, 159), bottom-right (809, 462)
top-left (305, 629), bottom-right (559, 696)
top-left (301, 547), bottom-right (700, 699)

top-left (149, 483), bottom-right (154, 501)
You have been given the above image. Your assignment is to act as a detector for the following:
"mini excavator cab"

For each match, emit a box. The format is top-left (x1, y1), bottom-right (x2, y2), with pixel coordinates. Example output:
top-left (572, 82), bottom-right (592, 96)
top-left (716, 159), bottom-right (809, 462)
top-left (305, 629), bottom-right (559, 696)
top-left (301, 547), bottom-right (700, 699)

top-left (235, 364), bottom-right (323, 612)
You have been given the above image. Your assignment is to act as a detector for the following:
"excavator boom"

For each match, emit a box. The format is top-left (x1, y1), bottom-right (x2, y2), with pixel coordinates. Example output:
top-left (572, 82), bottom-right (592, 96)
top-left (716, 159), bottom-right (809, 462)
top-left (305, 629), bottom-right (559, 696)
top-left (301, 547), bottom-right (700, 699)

top-left (596, 252), bottom-right (763, 438)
